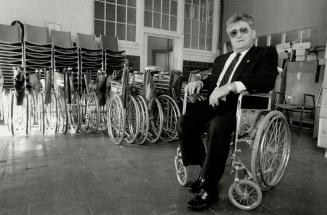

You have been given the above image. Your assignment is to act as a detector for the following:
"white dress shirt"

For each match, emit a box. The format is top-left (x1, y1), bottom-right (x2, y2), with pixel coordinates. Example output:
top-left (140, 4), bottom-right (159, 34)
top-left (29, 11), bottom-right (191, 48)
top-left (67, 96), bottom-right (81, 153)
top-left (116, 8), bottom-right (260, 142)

top-left (216, 48), bottom-right (250, 93)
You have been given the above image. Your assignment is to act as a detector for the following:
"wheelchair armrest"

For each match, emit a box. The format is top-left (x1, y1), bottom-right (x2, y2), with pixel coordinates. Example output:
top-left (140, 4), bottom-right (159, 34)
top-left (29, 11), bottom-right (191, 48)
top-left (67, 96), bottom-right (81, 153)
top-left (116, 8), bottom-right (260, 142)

top-left (237, 92), bottom-right (272, 111)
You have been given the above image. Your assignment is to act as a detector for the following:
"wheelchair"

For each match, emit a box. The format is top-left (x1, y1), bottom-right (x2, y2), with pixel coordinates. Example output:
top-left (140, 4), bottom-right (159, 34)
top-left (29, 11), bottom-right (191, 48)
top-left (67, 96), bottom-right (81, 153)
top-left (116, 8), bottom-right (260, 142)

top-left (129, 66), bottom-right (165, 144)
top-left (107, 65), bottom-right (141, 145)
top-left (7, 67), bottom-right (29, 135)
top-left (29, 68), bottom-right (58, 134)
top-left (53, 68), bottom-right (80, 134)
top-left (79, 72), bottom-right (99, 133)
top-left (96, 69), bottom-right (109, 133)
top-left (174, 82), bottom-right (291, 210)
top-left (153, 69), bottom-right (182, 142)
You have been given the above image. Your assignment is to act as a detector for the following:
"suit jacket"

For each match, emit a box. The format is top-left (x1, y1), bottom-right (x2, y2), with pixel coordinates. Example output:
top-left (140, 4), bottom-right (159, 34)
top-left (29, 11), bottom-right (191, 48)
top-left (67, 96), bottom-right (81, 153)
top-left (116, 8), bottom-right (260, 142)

top-left (203, 46), bottom-right (278, 111)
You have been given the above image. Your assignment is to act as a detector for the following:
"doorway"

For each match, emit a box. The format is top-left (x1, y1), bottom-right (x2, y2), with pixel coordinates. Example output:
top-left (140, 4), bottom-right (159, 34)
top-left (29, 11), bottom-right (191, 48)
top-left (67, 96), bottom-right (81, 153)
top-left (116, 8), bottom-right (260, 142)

top-left (146, 36), bottom-right (174, 73)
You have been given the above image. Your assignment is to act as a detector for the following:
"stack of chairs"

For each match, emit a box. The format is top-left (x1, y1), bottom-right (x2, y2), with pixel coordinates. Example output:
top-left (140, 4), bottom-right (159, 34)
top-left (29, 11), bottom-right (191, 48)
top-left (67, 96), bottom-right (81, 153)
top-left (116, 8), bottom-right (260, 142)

top-left (100, 35), bottom-right (125, 75)
top-left (0, 24), bottom-right (23, 89)
top-left (51, 30), bottom-right (79, 74)
top-left (51, 30), bottom-right (79, 98)
top-left (76, 33), bottom-right (103, 94)
top-left (23, 24), bottom-right (52, 85)
top-left (0, 24), bottom-right (23, 123)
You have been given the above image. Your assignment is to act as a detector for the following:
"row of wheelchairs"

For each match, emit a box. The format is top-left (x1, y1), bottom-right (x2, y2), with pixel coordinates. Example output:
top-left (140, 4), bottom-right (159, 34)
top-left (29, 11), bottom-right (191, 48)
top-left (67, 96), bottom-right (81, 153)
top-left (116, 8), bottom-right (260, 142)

top-left (0, 64), bottom-right (183, 146)
top-left (174, 70), bottom-right (291, 210)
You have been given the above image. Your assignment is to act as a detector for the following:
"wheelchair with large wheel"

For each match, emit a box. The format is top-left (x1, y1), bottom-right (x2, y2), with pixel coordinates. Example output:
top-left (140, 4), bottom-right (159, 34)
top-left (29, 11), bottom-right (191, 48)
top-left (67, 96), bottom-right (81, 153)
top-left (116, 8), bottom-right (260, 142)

top-left (174, 80), bottom-right (291, 210)
top-left (153, 68), bottom-right (182, 142)
top-left (107, 65), bottom-right (141, 145)
top-left (29, 68), bottom-right (58, 134)
top-left (79, 71), bottom-right (99, 134)
top-left (130, 66), bottom-right (166, 144)
top-left (7, 67), bottom-right (29, 135)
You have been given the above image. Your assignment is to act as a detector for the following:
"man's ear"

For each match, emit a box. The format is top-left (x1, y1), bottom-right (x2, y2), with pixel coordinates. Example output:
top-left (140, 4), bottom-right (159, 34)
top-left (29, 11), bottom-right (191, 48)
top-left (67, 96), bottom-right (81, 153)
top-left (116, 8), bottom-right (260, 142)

top-left (252, 29), bottom-right (257, 39)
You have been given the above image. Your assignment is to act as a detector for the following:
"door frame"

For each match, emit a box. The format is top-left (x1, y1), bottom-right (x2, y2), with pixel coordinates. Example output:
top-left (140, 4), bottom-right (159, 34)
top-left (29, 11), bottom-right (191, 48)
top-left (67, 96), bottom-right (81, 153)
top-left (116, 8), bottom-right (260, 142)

top-left (142, 31), bottom-right (183, 72)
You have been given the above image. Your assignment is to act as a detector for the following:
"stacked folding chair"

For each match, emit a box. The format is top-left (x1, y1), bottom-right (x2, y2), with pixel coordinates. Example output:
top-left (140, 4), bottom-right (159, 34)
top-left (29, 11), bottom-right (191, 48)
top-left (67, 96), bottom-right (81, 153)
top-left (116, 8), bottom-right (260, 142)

top-left (24, 24), bottom-right (52, 84)
top-left (0, 24), bottom-right (23, 124)
top-left (0, 24), bottom-right (23, 89)
top-left (100, 35), bottom-right (125, 75)
top-left (76, 33), bottom-right (103, 93)
top-left (51, 30), bottom-right (79, 94)
top-left (51, 30), bottom-right (79, 72)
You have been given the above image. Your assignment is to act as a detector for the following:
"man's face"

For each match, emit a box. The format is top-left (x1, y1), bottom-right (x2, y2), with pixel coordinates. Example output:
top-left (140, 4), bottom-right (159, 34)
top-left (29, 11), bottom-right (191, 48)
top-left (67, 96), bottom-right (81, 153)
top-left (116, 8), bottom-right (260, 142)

top-left (227, 21), bottom-right (256, 53)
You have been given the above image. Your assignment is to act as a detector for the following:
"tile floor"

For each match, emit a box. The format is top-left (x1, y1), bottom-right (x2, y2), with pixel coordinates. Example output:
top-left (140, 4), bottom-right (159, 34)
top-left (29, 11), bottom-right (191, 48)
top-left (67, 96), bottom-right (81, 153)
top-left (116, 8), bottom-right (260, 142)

top-left (0, 127), bottom-right (326, 215)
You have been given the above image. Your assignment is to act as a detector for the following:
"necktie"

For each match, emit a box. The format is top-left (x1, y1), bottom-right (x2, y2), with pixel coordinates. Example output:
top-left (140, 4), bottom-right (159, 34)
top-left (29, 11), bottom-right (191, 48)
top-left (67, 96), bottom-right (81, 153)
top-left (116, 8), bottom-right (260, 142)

top-left (219, 53), bottom-right (241, 87)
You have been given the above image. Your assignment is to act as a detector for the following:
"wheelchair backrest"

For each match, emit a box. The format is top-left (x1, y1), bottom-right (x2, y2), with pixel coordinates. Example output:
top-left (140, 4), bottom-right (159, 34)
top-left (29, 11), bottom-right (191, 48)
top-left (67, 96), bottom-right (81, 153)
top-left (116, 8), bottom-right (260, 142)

top-left (143, 70), bottom-right (156, 103)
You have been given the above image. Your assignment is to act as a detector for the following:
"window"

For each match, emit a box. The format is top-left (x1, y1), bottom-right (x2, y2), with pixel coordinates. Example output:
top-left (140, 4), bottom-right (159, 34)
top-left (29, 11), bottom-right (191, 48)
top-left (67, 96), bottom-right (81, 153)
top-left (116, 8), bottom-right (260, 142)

top-left (184, 0), bottom-right (213, 51)
top-left (144, 0), bottom-right (178, 31)
top-left (94, 0), bottom-right (136, 41)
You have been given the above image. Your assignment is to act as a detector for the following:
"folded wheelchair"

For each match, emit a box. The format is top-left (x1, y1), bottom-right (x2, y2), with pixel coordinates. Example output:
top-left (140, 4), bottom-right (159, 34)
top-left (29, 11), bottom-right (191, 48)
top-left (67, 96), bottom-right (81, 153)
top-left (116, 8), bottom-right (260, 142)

top-left (174, 74), bottom-right (291, 210)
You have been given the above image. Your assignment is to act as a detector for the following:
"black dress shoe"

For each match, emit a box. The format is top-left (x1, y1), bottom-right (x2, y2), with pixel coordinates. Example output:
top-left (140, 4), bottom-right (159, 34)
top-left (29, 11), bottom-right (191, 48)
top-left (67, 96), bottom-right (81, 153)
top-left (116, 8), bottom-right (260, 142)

top-left (186, 189), bottom-right (218, 210)
top-left (187, 177), bottom-right (204, 194)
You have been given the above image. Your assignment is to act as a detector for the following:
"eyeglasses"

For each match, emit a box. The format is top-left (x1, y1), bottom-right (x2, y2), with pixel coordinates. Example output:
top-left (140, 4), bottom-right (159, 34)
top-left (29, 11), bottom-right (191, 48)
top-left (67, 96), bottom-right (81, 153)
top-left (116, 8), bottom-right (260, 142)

top-left (228, 27), bottom-right (249, 38)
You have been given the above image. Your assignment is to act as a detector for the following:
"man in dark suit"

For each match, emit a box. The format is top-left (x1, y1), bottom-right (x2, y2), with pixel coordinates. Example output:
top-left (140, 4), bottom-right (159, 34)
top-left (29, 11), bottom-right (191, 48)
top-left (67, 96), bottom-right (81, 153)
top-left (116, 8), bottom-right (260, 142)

top-left (178, 12), bottom-right (278, 210)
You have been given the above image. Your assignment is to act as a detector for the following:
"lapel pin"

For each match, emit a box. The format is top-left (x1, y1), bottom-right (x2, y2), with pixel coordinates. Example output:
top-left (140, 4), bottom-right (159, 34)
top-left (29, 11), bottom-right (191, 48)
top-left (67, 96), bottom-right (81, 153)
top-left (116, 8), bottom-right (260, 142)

top-left (246, 59), bottom-right (250, 63)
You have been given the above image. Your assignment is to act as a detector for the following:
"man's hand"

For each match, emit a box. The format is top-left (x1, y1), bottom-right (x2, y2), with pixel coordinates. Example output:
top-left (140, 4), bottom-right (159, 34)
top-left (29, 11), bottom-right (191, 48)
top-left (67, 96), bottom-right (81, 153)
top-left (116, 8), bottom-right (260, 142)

top-left (209, 84), bottom-right (231, 107)
top-left (185, 81), bottom-right (203, 103)
top-left (185, 81), bottom-right (203, 95)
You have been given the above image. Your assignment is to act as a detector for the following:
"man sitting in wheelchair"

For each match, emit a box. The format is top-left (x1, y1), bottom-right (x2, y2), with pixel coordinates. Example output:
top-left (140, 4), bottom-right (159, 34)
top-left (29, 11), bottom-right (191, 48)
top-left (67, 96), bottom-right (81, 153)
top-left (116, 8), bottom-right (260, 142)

top-left (178, 12), bottom-right (278, 210)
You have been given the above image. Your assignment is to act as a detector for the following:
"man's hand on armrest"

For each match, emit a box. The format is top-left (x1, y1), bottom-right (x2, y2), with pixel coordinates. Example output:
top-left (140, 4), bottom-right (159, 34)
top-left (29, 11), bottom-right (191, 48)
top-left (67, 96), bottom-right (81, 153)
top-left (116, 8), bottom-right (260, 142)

top-left (185, 80), bottom-right (203, 94)
top-left (185, 81), bottom-right (203, 103)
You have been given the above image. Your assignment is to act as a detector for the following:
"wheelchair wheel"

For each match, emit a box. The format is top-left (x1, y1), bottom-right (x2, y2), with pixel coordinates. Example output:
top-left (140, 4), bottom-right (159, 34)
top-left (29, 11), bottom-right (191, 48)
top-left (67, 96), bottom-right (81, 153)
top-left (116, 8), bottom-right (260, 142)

top-left (56, 94), bottom-right (68, 134)
top-left (67, 92), bottom-right (80, 134)
top-left (0, 90), bottom-right (4, 121)
top-left (28, 91), bottom-right (40, 131)
top-left (80, 93), bottom-right (99, 133)
top-left (2, 90), bottom-right (10, 126)
top-left (134, 95), bottom-right (149, 144)
top-left (228, 179), bottom-right (262, 210)
top-left (146, 97), bottom-right (164, 143)
top-left (251, 110), bottom-right (291, 189)
top-left (38, 92), bottom-right (45, 134)
top-left (125, 95), bottom-right (141, 144)
top-left (158, 95), bottom-right (181, 142)
top-left (174, 147), bottom-right (200, 186)
top-left (43, 90), bottom-right (57, 134)
top-left (9, 90), bottom-right (29, 135)
top-left (98, 104), bottom-right (107, 132)
top-left (174, 147), bottom-right (189, 186)
top-left (107, 93), bottom-right (125, 145)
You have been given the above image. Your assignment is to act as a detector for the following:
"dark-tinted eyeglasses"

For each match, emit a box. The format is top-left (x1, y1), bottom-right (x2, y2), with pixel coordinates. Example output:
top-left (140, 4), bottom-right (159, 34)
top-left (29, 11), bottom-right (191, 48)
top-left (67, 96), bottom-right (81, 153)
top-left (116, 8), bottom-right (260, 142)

top-left (228, 27), bottom-right (249, 38)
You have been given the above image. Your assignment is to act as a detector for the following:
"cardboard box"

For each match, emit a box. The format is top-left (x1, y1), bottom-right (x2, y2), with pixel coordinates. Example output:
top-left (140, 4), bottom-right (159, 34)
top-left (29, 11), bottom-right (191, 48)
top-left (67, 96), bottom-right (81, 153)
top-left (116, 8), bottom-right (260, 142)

top-left (293, 42), bottom-right (311, 49)
top-left (306, 54), bottom-right (317, 61)
top-left (317, 117), bottom-right (327, 148)
top-left (295, 56), bottom-right (305, 61)
top-left (295, 49), bottom-right (306, 56)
